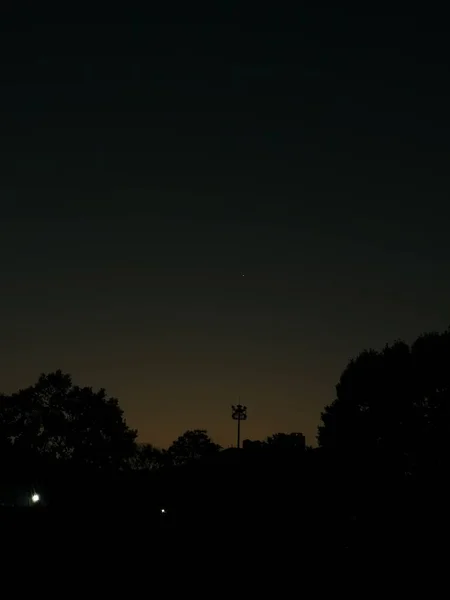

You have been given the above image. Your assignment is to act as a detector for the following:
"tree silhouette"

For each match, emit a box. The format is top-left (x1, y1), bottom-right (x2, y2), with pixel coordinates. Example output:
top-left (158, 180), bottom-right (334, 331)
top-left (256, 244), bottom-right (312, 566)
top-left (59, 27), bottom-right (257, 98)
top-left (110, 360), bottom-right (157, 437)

top-left (131, 443), bottom-right (168, 471)
top-left (317, 328), bottom-right (450, 478)
top-left (243, 432), bottom-right (306, 453)
top-left (266, 432), bottom-right (306, 452)
top-left (0, 370), bottom-right (137, 471)
top-left (168, 429), bottom-right (221, 465)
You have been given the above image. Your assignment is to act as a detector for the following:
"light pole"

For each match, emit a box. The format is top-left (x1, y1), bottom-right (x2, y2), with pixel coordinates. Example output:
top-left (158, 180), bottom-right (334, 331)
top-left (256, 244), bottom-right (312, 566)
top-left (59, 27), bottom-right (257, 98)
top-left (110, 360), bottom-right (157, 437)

top-left (231, 403), bottom-right (247, 449)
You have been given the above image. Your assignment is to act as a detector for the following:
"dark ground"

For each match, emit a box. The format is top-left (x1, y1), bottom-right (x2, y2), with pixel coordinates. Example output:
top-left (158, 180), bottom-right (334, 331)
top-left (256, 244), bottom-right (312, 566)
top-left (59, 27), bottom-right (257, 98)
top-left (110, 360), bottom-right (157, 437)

top-left (2, 452), bottom-right (448, 558)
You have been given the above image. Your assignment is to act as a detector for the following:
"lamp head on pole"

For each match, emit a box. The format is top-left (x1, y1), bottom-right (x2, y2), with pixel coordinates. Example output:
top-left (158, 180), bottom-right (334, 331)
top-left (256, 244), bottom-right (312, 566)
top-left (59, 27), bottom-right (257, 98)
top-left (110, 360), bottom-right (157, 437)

top-left (231, 403), bottom-right (248, 420)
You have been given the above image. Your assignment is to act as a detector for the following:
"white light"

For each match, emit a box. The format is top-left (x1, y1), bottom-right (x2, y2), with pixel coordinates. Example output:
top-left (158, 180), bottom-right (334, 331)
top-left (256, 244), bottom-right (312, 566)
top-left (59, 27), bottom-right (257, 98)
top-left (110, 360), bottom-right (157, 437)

top-left (160, 508), bottom-right (166, 514)
top-left (31, 493), bottom-right (40, 504)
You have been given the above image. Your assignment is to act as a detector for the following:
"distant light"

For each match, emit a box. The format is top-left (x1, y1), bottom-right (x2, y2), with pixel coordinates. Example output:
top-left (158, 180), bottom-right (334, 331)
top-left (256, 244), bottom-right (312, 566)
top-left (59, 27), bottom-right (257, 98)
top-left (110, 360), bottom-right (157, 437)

top-left (31, 493), bottom-right (40, 504)
top-left (160, 508), bottom-right (166, 514)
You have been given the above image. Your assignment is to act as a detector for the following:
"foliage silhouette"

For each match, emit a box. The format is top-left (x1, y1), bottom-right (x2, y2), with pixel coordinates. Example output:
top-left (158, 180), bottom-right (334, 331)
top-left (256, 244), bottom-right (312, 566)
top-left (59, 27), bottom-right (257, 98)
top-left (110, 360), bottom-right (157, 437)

top-left (243, 432), bottom-right (306, 453)
top-left (168, 429), bottom-right (221, 465)
top-left (0, 370), bottom-right (137, 472)
top-left (317, 328), bottom-right (450, 479)
top-left (266, 432), bottom-right (306, 452)
top-left (131, 443), bottom-right (169, 470)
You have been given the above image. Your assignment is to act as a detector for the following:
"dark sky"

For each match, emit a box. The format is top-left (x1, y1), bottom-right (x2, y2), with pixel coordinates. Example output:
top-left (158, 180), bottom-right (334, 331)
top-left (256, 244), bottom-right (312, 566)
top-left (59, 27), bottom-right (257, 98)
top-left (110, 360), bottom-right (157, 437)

top-left (1, 5), bottom-right (450, 447)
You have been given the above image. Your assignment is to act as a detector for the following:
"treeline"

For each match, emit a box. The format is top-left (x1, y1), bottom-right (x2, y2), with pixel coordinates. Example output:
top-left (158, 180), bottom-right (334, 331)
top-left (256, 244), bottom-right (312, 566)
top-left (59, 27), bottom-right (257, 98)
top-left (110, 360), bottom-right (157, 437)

top-left (0, 370), bottom-right (307, 477)
top-left (2, 326), bottom-right (450, 533)
top-left (0, 369), bottom-right (309, 510)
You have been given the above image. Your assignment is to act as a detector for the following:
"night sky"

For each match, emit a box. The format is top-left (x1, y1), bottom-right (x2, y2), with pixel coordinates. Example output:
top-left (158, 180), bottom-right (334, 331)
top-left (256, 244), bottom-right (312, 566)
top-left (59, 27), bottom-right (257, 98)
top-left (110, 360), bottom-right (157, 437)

top-left (1, 6), bottom-right (450, 448)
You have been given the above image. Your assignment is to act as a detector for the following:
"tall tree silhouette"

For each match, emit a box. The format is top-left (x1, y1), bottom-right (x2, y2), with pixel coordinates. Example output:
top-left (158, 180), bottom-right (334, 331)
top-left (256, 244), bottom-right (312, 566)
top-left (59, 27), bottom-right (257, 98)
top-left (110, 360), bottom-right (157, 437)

top-left (168, 429), bottom-right (221, 465)
top-left (0, 371), bottom-right (137, 471)
top-left (318, 328), bottom-right (450, 478)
